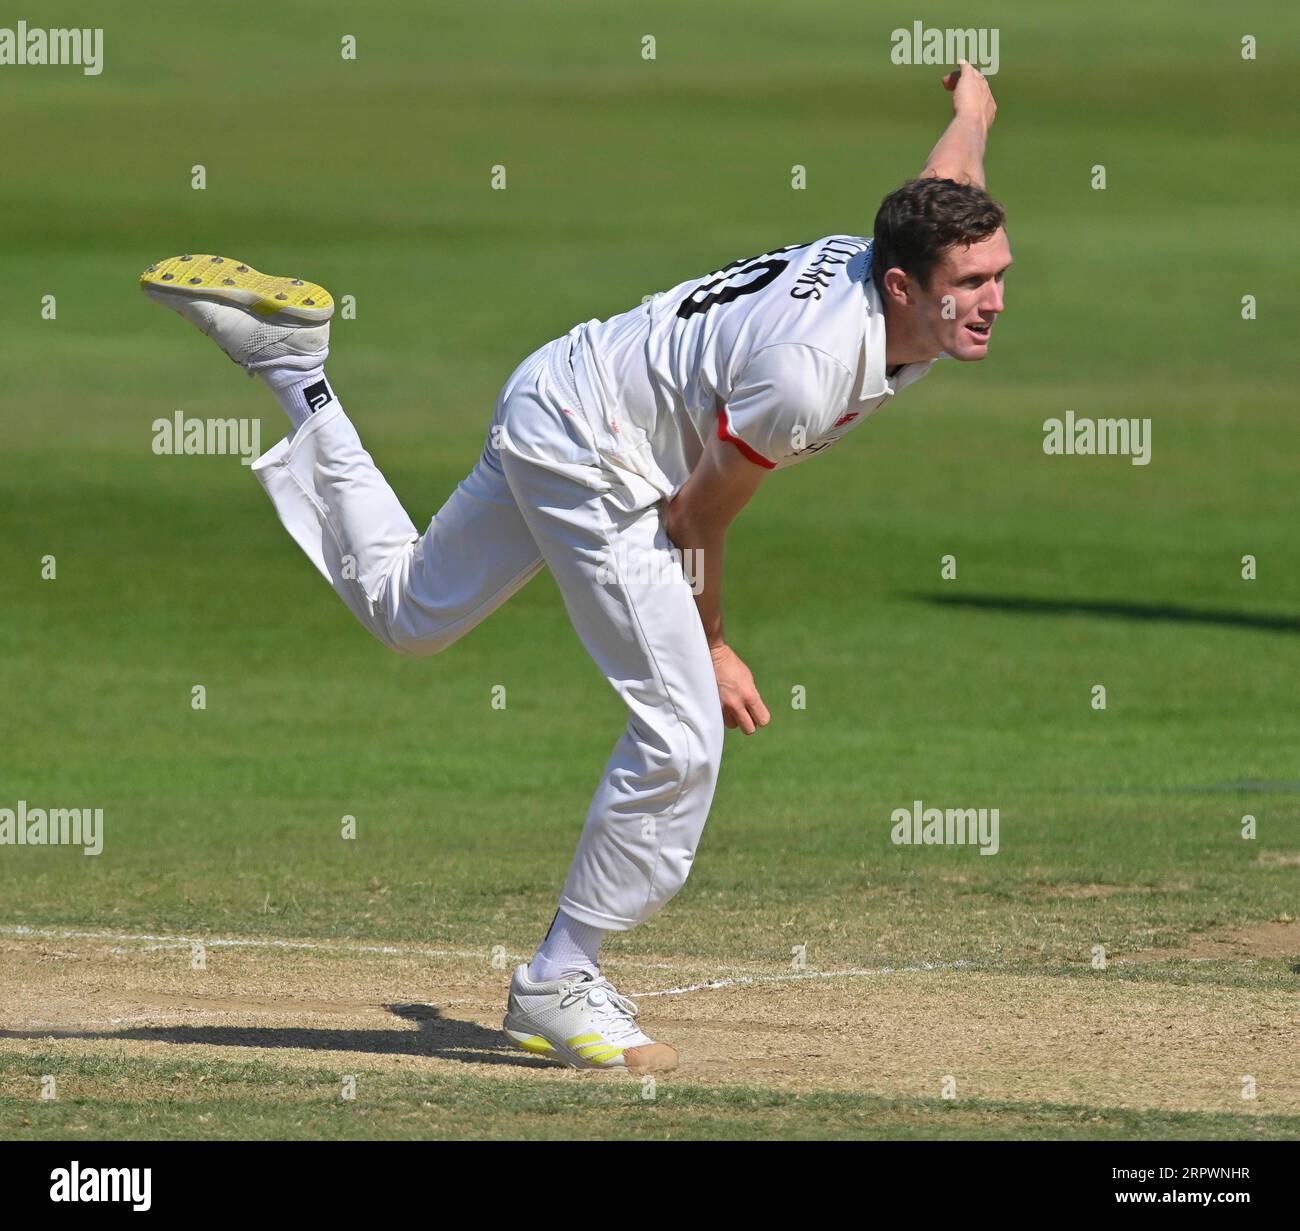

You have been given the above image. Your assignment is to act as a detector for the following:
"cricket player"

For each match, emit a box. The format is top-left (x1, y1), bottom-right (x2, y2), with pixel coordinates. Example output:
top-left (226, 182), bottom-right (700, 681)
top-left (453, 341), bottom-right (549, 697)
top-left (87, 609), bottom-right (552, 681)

top-left (140, 62), bottom-right (1007, 1073)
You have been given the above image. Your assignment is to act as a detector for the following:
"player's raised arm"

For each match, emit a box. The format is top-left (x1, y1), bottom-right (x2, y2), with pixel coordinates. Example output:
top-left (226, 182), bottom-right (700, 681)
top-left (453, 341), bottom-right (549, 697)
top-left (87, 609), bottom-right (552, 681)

top-left (920, 59), bottom-right (997, 189)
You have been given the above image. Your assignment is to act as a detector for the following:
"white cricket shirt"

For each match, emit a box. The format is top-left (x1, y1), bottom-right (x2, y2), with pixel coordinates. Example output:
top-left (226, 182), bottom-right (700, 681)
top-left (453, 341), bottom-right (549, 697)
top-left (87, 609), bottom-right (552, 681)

top-left (565, 235), bottom-right (937, 502)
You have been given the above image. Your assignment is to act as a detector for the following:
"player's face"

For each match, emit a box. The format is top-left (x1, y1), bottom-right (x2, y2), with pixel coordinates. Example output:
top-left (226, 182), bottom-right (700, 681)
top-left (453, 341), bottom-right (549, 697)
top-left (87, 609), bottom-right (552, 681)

top-left (920, 229), bottom-right (1012, 361)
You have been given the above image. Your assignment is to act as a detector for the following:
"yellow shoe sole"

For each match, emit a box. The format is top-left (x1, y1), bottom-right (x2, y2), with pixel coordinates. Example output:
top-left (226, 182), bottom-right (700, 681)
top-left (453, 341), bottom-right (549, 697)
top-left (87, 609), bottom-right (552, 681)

top-left (504, 1025), bottom-right (678, 1072)
top-left (139, 254), bottom-right (334, 323)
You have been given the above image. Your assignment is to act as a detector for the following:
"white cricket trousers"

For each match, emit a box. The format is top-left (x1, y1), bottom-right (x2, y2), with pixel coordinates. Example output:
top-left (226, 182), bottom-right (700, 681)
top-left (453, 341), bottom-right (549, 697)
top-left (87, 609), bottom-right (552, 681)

top-left (250, 331), bottom-right (724, 930)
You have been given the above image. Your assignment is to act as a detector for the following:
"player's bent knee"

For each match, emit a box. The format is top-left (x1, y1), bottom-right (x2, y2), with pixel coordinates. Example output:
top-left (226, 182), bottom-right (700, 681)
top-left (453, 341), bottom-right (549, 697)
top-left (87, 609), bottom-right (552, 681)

top-left (672, 718), bottom-right (724, 800)
top-left (700, 708), bottom-right (725, 769)
top-left (686, 709), bottom-right (725, 782)
top-left (369, 572), bottom-right (463, 658)
top-left (383, 625), bottom-right (455, 658)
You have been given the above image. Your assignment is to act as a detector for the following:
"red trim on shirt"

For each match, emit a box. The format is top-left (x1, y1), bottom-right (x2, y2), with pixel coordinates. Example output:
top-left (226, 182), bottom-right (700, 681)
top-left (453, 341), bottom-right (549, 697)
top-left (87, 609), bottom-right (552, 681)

top-left (716, 407), bottom-right (776, 469)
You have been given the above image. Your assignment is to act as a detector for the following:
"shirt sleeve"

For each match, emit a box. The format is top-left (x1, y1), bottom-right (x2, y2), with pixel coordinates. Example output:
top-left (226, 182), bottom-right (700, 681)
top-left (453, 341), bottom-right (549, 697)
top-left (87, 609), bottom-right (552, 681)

top-left (718, 344), bottom-right (855, 468)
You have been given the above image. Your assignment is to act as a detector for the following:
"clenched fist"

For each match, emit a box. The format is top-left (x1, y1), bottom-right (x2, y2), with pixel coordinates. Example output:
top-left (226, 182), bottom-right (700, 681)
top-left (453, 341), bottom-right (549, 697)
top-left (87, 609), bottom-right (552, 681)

top-left (942, 59), bottom-right (997, 131)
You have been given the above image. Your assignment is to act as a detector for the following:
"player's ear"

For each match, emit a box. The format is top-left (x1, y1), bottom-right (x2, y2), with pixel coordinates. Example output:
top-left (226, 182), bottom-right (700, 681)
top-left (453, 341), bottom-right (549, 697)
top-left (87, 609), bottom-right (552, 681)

top-left (882, 266), bottom-right (913, 309)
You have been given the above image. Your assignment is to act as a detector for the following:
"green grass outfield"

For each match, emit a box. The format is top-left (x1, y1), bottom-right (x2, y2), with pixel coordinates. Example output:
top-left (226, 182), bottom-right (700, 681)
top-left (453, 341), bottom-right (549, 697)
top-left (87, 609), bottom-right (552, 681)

top-left (1, 0), bottom-right (1297, 1139)
top-left (7, 1052), bottom-right (1298, 1142)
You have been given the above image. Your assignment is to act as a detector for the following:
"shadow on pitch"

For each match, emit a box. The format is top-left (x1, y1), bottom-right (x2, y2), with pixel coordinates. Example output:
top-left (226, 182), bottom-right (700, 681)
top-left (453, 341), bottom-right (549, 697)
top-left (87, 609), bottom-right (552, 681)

top-left (912, 592), bottom-right (1300, 634)
top-left (0, 1003), bottom-right (552, 1068)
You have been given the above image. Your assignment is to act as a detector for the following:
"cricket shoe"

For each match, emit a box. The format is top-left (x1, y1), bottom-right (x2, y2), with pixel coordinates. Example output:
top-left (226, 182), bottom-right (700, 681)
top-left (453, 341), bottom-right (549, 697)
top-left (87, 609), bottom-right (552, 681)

top-left (503, 963), bottom-right (678, 1073)
top-left (139, 254), bottom-right (333, 374)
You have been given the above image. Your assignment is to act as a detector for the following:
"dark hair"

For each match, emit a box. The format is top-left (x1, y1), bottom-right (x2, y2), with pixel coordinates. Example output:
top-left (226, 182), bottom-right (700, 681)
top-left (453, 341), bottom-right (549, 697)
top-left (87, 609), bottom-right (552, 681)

top-left (871, 178), bottom-right (1006, 297)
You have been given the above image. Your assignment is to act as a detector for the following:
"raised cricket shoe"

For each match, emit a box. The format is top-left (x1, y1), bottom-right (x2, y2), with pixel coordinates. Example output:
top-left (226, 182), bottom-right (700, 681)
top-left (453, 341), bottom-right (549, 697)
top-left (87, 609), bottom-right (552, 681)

top-left (503, 963), bottom-right (678, 1072)
top-left (139, 254), bottom-right (333, 373)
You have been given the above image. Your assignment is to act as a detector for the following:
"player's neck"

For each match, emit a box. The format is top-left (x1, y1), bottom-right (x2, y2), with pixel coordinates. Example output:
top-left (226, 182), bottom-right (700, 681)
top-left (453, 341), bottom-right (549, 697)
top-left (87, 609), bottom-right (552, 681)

top-left (882, 300), bottom-right (941, 368)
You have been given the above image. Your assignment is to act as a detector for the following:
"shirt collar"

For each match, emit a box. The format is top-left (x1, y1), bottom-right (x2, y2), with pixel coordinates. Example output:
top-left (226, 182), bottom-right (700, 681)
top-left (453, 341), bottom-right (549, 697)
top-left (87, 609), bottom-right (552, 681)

top-left (853, 254), bottom-right (939, 405)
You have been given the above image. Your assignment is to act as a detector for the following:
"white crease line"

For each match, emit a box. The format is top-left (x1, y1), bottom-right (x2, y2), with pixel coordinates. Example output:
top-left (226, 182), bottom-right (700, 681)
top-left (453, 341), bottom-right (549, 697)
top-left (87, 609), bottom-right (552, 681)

top-left (1, 925), bottom-right (975, 1001)
top-left (633, 960), bottom-right (974, 998)
top-left (0, 925), bottom-right (529, 965)
top-left (1, 924), bottom-right (687, 972)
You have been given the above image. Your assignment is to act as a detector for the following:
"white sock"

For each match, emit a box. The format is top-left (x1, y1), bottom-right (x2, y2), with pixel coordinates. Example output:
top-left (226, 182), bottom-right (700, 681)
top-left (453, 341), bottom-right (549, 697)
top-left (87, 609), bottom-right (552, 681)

top-left (527, 910), bottom-right (604, 983)
top-left (259, 363), bottom-right (337, 431)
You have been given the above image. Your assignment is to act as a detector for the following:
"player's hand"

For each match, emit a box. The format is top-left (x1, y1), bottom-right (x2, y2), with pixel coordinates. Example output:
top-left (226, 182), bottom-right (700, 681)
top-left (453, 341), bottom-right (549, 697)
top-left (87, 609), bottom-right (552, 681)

top-left (709, 643), bottom-right (770, 735)
top-left (942, 60), bottom-right (996, 130)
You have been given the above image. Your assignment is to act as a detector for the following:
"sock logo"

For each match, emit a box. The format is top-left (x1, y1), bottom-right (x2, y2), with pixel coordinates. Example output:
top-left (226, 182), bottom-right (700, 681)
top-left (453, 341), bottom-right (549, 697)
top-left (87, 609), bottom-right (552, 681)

top-left (302, 378), bottom-right (333, 413)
